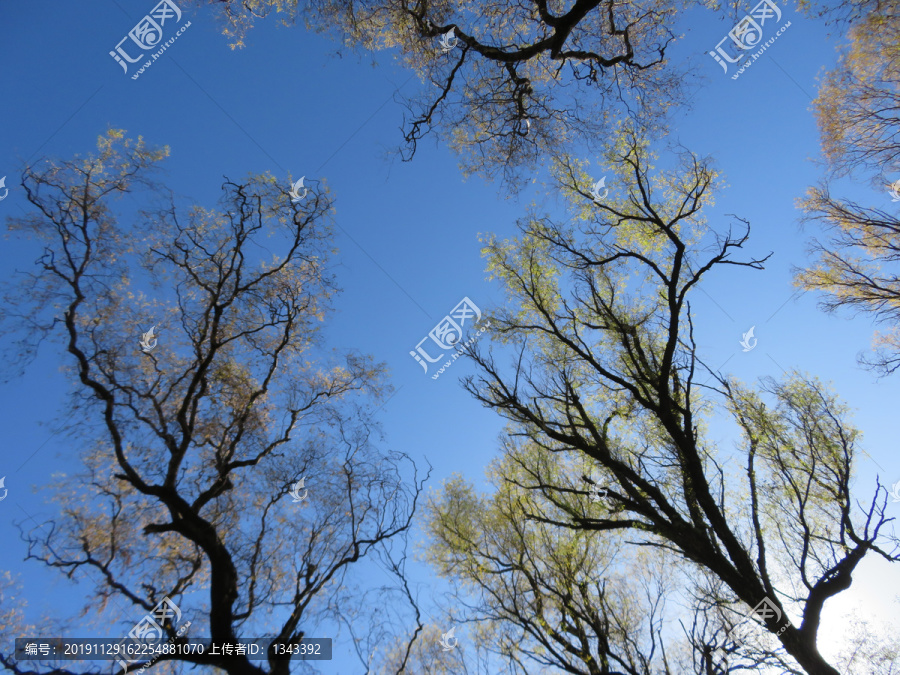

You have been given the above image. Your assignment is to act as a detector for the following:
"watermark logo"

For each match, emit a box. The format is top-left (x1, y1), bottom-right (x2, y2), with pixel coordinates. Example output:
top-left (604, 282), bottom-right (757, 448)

top-left (889, 481), bottom-right (900, 502)
top-left (730, 16), bottom-right (765, 51)
top-left (439, 626), bottom-right (458, 651)
top-left (0, 476), bottom-right (7, 502)
top-left (0, 176), bottom-right (8, 201)
top-left (110, 0), bottom-right (191, 79)
top-left (590, 483), bottom-right (609, 503)
top-left (115, 597), bottom-right (189, 674)
top-left (139, 325), bottom-right (158, 353)
top-left (748, 596), bottom-right (781, 625)
top-left (289, 177), bottom-right (308, 202)
top-left (709, 0), bottom-right (790, 79)
top-left (411, 297), bottom-right (488, 379)
top-left (590, 176), bottom-right (609, 203)
top-left (584, 472), bottom-right (610, 504)
top-left (438, 28), bottom-right (458, 53)
top-left (888, 179), bottom-right (900, 202)
top-left (728, 596), bottom-right (788, 647)
top-left (129, 597), bottom-right (182, 640)
top-left (289, 478), bottom-right (308, 503)
top-left (740, 326), bottom-right (757, 352)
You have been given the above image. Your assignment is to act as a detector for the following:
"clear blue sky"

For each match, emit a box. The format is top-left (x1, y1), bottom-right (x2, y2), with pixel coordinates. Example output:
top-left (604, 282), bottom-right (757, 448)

top-left (1, 0), bottom-right (898, 672)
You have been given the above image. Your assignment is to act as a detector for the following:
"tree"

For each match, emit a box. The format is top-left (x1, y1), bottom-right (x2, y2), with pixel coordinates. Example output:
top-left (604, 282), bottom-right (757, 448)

top-left (828, 611), bottom-right (900, 674)
top-left (423, 466), bottom-right (680, 675)
top-left (376, 624), bottom-right (474, 675)
top-left (795, 188), bottom-right (900, 376)
top-left (0, 130), bottom-right (426, 675)
top-left (808, 2), bottom-right (900, 176)
top-left (202, 0), bottom-right (689, 188)
top-left (459, 128), bottom-right (899, 675)
top-left (795, 1), bottom-right (900, 376)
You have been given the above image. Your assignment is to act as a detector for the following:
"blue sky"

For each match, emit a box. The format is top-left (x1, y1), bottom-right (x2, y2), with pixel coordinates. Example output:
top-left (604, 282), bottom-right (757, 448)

top-left (1, 0), bottom-right (898, 672)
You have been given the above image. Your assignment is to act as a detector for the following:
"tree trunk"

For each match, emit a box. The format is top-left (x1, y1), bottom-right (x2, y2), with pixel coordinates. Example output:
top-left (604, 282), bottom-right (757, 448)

top-left (781, 628), bottom-right (840, 675)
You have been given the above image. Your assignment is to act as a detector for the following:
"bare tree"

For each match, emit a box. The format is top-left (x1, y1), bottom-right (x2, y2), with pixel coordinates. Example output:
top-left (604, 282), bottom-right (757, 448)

top-left (829, 610), bottom-right (900, 674)
top-left (795, 2), bottom-right (900, 375)
top-left (460, 127), bottom-right (900, 675)
top-left (809, 1), bottom-right (900, 176)
top-left (0, 130), bottom-right (426, 675)
top-left (423, 464), bottom-right (682, 675)
top-left (376, 624), bottom-right (480, 675)
top-left (200, 0), bottom-right (688, 188)
top-left (796, 188), bottom-right (900, 375)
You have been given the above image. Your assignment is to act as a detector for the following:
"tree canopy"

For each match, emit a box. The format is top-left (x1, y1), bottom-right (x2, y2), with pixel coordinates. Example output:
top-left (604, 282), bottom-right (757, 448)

top-left (3, 1), bottom-right (900, 674)
top-left (453, 128), bottom-right (899, 675)
top-left (201, 0), bottom-right (690, 188)
top-left (0, 131), bottom-right (426, 675)
top-left (796, 0), bottom-right (900, 375)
